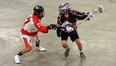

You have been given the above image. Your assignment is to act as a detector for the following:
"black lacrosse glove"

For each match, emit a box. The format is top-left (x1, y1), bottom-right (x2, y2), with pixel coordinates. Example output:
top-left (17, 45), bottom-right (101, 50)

top-left (48, 24), bottom-right (57, 30)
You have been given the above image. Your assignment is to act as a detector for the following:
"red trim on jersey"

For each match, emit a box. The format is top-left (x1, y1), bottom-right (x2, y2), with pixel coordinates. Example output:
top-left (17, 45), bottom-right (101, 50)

top-left (70, 10), bottom-right (79, 14)
top-left (23, 37), bottom-right (31, 48)
top-left (24, 18), bottom-right (30, 26)
top-left (21, 28), bottom-right (38, 37)
top-left (21, 17), bottom-right (38, 37)
top-left (32, 14), bottom-right (48, 33)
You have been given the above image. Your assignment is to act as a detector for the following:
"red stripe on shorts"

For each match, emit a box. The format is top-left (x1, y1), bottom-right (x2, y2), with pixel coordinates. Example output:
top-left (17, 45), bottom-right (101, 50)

top-left (23, 37), bottom-right (31, 48)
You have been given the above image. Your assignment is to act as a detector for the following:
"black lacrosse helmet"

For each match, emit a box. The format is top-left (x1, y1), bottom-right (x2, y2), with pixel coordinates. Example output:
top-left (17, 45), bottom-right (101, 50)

top-left (33, 5), bottom-right (44, 14)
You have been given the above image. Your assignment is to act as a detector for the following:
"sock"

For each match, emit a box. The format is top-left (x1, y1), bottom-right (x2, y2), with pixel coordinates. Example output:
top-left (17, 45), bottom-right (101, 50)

top-left (36, 44), bottom-right (39, 47)
top-left (80, 50), bottom-right (83, 53)
top-left (65, 47), bottom-right (69, 50)
top-left (17, 52), bottom-right (23, 56)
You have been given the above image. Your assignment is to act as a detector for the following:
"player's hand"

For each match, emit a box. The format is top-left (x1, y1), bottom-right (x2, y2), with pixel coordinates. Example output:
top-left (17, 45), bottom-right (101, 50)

top-left (48, 24), bottom-right (57, 30)
top-left (84, 12), bottom-right (93, 21)
top-left (65, 26), bottom-right (74, 32)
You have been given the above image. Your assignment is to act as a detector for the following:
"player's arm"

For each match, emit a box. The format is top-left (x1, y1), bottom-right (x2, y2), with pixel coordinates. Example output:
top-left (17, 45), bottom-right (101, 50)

top-left (57, 15), bottom-right (62, 25)
top-left (76, 11), bottom-right (93, 20)
top-left (34, 21), bottom-right (48, 33)
top-left (34, 20), bottom-right (57, 33)
top-left (70, 10), bottom-right (89, 20)
top-left (75, 12), bottom-right (88, 20)
top-left (76, 11), bottom-right (85, 15)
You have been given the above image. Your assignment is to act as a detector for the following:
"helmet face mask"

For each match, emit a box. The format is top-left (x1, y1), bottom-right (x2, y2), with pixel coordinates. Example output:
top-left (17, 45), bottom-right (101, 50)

top-left (38, 11), bottom-right (45, 18)
top-left (59, 9), bottom-right (70, 14)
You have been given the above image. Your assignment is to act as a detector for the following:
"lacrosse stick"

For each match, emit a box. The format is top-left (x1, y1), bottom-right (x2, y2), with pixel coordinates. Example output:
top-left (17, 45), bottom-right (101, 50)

top-left (75, 5), bottom-right (104, 27)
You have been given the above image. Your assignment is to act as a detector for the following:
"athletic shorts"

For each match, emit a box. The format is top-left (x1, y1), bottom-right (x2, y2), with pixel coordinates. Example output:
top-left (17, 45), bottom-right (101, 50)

top-left (61, 30), bottom-right (79, 42)
top-left (20, 33), bottom-right (40, 48)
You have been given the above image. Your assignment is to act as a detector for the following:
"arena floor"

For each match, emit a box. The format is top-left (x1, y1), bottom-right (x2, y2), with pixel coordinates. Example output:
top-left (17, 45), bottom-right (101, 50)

top-left (0, 0), bottom-right (116, 66)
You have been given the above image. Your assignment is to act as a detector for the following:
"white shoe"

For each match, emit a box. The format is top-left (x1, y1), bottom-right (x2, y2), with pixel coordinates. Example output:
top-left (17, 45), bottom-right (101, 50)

top-left (14, 55), bottom-right (21, 64)
top-left (35, 46), bottom-right (46, 52)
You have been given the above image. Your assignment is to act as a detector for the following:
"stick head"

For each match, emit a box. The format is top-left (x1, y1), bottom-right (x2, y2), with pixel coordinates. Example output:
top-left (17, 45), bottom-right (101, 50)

top-left (97, 5), bottom-right (104, 13)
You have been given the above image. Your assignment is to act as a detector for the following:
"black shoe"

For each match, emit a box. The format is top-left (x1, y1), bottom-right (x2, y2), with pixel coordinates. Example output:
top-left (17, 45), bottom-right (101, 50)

top-left (64, 47), bottom-right (70, 57)
top-left (80, 52), bottom-right (86, 58)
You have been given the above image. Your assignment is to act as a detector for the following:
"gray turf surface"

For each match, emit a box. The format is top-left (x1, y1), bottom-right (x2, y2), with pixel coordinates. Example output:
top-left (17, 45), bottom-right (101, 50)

top-left (0, 0), bottom-right (116, 66)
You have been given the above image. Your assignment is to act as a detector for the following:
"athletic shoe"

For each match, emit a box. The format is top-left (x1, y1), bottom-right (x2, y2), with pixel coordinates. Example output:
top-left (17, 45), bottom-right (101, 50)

top-left (14, 55), bottom-right (21, 64)
top-left (35, 46), bottom-right (46, 52)
top-left (64, 47), bottom-right (70, 57)
top-left (80, 52), bottom-right (86, 58)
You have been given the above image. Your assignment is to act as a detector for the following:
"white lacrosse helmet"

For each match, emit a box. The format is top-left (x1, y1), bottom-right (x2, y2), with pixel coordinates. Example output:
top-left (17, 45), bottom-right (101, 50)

top-left (59, 2), bottom-right (70, 10)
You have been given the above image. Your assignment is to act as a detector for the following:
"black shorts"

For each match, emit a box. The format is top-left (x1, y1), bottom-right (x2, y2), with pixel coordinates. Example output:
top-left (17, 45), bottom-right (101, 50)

top-left (61, 30), bottom-right (79, 42)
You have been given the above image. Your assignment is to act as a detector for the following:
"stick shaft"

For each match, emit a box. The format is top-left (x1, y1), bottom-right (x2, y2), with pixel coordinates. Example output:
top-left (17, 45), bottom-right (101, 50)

top-left (74, 8), bottom-right (98, 27)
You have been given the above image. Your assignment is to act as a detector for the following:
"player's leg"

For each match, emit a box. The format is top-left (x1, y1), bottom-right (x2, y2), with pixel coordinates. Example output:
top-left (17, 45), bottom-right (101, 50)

top-left (14, 36), bottom-right (32, 64)
top-left (75, 39), bottom-right (86, 58)
top-left (61, 40), bottom-right (68, 48)
top-left (61, 32), bottom-right (70, 57)
top-left (35, 35), bottom-right (45, 52)
top-left (70, 31), bottom-right (86, 58)
top-left (61, 40), bottom-right (70, 57)
top-left (75, 39), bottom-right (82, 52)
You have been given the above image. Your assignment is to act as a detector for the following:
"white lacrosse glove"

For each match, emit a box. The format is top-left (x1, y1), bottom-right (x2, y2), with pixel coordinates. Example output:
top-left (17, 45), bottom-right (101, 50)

top-left (84, 12), bottom-right (93, 21)
top-left (65, 26), bottom-right (74, 32)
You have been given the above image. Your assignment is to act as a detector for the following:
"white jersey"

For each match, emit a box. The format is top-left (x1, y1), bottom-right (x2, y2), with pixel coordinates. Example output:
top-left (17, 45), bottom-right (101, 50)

top-left (21, 14), bottom-right (48, 37)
